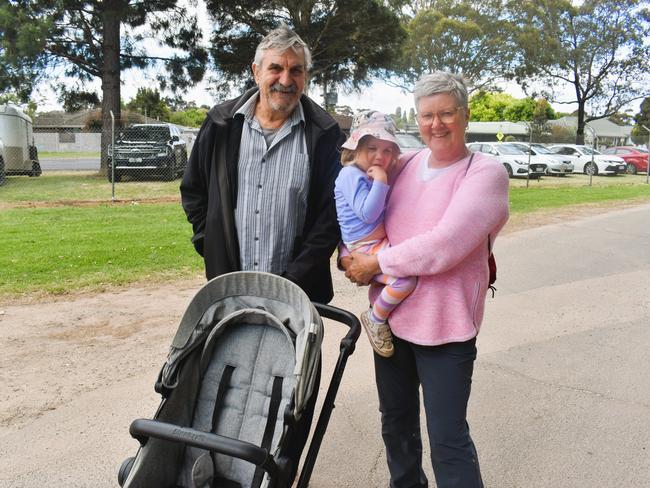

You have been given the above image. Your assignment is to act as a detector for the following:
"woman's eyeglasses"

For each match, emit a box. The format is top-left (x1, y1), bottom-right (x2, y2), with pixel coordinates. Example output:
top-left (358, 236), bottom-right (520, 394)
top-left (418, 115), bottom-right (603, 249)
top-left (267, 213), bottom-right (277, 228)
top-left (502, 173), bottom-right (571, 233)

top-left (417, 107), bottom-right (464, 125)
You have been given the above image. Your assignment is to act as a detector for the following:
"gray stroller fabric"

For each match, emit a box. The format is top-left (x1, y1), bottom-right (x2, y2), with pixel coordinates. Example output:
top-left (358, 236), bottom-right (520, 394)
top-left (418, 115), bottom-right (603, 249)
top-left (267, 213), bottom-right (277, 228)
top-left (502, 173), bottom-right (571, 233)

top-left (178, 309), bottom-right (296, 487)
top-left (122, 272), bottom-right (323, 488)
top-left (162, 272), bottom-right (322, 417)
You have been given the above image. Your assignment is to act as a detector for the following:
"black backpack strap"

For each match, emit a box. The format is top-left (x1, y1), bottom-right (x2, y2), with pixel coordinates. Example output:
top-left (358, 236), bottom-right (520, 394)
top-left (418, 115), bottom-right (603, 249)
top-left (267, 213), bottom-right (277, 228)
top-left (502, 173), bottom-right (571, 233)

top-left (208, 365), bottom-right (239, 488)
top-left (211, 365), bottom-right (235, 432)
top-left (251, 376), bottom-right (285, 488)
top-left (464, 152), bottom-right (498, 296)
top-left (463, 152), bottom-right (475, 176)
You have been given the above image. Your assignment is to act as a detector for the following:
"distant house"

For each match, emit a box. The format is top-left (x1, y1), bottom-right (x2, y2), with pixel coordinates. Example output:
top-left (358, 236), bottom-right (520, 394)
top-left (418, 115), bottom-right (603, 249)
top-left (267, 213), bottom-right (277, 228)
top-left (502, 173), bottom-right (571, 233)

top-left (548, 116), bottom-right (633, 147)
top-left (33, 109), bottom-right (108, 152)
top-left (32, 110), bottom-right (198, 153)
top-left (466, 121), bottom-right (529, 142)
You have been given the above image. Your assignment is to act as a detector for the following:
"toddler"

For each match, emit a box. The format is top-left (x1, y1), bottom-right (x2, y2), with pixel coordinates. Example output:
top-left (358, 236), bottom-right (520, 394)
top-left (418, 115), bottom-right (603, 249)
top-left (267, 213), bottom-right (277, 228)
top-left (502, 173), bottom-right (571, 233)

top-left (334, 111), bottom-right (417, 357)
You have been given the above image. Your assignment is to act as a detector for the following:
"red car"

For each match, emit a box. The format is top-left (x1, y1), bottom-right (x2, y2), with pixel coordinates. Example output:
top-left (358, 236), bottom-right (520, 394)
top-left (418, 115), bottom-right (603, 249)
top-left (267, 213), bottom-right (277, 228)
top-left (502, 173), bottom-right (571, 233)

top-left (602, 146), bottom-right (649, 174)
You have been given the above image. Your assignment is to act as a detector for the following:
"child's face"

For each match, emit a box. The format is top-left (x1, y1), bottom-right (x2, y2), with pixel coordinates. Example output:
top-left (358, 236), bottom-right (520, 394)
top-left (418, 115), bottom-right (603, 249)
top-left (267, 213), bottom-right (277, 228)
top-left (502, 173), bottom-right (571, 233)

top-left (355, 136), bottom-right (397, 172)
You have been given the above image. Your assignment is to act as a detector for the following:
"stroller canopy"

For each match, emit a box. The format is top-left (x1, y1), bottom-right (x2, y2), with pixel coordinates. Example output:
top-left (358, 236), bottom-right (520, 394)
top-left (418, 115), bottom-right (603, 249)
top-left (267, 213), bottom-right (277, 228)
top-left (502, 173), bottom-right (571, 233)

top-left (161, 271), bottom-right (323, 415)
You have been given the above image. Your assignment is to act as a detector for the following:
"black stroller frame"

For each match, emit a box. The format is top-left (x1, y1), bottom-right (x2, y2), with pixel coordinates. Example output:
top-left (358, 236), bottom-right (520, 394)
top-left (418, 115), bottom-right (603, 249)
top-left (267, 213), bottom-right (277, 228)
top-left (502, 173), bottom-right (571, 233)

top-left (119, 272), bottom-right (361, 488)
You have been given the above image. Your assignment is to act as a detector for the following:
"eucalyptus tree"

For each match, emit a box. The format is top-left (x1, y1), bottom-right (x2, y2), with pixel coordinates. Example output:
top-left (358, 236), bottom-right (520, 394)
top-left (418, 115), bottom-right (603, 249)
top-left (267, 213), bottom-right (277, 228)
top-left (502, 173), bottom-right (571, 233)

top-left (388, 0), bottom-right (518, 92)
top-left (204, 0), bottom-right (405, 104)
top-left (511, 0), bottom-right (650, 144)
top-left (0, 0), bottom-right (207, 168)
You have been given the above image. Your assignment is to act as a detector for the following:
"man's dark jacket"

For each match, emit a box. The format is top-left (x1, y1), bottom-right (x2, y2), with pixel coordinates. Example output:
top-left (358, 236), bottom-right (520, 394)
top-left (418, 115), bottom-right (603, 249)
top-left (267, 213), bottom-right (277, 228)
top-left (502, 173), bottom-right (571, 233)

top-left (180, 88), bottom-right (343, 303)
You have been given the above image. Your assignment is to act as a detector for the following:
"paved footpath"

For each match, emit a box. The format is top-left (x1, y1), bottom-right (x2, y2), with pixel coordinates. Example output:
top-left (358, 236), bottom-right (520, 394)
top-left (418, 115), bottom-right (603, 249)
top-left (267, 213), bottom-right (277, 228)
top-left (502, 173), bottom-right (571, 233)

top-left (1, 204), bottom-right (649, 487)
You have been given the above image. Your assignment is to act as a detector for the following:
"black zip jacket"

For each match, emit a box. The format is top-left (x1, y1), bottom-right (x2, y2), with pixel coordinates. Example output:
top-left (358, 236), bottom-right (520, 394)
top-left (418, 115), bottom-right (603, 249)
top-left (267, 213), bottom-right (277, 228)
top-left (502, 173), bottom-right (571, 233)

top-left (180, 89), bottom-right (343, 303)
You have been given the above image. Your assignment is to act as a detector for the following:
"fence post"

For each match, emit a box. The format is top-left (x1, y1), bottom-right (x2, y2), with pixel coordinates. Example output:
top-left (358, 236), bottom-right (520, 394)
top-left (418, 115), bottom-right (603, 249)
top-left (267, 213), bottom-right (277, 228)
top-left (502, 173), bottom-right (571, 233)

top-left (585, 124), bottom-right (596, 187)
top-left (642, 124), bottom-right (650, 185)
top-left (110, 110), bottom-right (115, 201)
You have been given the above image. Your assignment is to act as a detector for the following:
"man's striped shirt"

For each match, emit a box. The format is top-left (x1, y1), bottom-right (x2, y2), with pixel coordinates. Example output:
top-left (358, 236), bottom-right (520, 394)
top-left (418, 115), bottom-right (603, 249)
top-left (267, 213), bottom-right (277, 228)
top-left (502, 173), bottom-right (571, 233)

top-left (234, 93), bottom-right (310, 275)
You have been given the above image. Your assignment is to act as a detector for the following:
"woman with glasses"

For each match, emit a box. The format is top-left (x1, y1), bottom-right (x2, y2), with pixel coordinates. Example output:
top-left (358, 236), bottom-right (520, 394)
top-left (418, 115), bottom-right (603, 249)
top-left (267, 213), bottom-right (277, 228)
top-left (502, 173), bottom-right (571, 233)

top-left (343, 71), bottom-right (509, 488)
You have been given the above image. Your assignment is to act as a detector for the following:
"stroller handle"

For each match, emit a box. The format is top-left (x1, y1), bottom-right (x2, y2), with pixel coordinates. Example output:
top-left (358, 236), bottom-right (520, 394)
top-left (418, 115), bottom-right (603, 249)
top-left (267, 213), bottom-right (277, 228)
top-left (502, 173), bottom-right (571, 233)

top-left (312, 302), bottom-right (361, 352)
top-left (129, 419), bottom-right (278, 477)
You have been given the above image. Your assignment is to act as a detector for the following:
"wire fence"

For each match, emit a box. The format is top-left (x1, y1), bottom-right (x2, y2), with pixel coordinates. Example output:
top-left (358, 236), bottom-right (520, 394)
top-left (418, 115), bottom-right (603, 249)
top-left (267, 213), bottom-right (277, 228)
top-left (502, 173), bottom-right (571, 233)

top-left (0, 122), bottom-right (199, 204)
top-left (1, 117), bottom-right (648, 206)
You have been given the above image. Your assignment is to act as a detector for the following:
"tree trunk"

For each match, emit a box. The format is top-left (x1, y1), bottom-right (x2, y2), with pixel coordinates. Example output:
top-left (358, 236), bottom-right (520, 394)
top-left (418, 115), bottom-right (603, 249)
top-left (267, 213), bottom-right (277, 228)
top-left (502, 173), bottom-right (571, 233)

top-left (575, 101), bottom-right (586, 145)
top-left (100, 1), bottom-right (122, 173)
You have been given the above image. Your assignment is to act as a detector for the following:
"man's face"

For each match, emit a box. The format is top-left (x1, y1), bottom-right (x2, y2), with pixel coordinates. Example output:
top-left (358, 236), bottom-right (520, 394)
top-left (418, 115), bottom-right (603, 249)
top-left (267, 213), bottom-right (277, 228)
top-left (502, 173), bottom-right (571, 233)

top-left (252, 47), bottom-right (307, 117)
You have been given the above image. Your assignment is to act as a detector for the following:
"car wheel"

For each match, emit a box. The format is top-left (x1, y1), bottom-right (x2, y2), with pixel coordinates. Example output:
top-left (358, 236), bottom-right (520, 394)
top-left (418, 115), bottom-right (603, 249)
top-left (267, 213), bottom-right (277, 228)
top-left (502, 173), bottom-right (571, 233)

top-left (29, 161), bottom-right (42, 177)
top-left (626, 163), bottom-right (637, 175)
top-left (585, 162), bottom-right (598, 176)
top-left (504, 164), bottom-right (513, 178)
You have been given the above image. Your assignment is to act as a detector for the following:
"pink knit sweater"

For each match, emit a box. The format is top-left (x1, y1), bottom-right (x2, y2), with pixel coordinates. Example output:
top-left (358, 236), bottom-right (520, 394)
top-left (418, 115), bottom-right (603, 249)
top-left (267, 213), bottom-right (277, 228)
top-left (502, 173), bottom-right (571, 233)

top-left (374, 149), bottom-right (509, 345)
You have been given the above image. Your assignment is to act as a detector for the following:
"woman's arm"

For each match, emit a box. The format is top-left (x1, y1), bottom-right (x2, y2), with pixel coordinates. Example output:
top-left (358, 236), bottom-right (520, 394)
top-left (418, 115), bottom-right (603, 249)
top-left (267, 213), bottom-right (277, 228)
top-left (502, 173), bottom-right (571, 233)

top-left (378, 161), bottom-right (509, 278)
top-left (345, 252), bottom-right (381, 285)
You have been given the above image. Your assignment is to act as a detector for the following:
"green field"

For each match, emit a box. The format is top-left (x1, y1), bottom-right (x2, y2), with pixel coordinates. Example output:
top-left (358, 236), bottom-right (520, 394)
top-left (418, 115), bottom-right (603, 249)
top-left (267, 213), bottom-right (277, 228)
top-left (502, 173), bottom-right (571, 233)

top-left (39, 151), bottom-right (101, 158)
top-left (0, 172), bottom-right (181, 203)
top-left (1, 173), bottom-right (649, 297)
top-left (0, 203), bottom-right (202, 295)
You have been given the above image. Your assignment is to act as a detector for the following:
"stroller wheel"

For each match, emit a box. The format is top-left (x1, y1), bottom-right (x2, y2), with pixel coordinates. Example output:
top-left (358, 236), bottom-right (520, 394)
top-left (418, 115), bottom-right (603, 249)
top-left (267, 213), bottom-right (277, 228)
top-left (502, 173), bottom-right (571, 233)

top-left (118, 457), bottom-right (135, 486)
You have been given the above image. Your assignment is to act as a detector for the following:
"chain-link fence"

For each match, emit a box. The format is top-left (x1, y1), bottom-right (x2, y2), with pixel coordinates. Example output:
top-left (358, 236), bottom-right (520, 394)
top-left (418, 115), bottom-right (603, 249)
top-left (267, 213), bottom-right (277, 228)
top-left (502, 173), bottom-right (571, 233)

top-left (0, 104), bottom-right (197, 204)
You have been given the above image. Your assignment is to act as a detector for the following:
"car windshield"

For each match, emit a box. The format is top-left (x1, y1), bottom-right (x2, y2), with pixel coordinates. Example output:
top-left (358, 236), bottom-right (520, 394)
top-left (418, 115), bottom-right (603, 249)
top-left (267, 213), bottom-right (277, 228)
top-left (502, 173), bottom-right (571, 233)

top-left (579, 146), bottom-right (601, 155)
top-left (118, 126), bottom-right (170, 142)
top-left (635, 147), bottom-right (648, 153)
top-left (396, 133), bottom-right (425, 149)
top-left (530, 144), bottom-right (552, 154)
top-left (497, 144), bottom-right (527, 155)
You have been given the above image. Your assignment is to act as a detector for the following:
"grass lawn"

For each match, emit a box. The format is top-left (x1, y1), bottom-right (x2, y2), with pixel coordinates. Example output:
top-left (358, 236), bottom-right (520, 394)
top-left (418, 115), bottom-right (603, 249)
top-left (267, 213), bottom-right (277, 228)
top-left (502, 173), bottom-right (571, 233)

top-left (1, 173), bottom-right (649, 297)
top-left (0, 202), bottom-right (202, 296)
top-left (39, 151), bottom-right (100, 159)
top-left (0, 172), bottom-right (181, 203)
top-left (509, 174), bottom-right (650, 213)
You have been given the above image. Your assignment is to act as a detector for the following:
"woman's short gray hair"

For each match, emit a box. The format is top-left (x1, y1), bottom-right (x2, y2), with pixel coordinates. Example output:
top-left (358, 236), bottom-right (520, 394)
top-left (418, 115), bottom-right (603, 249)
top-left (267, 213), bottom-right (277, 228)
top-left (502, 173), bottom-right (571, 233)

top-left (414, 71), bottom-right (469, 109)
top-left (254, 25), bottom-right (312, 70)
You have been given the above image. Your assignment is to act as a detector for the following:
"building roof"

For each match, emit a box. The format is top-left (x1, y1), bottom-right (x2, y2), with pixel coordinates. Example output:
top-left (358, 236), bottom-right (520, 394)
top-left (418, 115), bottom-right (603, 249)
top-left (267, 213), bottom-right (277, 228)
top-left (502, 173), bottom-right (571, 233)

top-left (466, 121), bottom-right (529, 135)
top-left (550, 116), bottom-right (633, 138)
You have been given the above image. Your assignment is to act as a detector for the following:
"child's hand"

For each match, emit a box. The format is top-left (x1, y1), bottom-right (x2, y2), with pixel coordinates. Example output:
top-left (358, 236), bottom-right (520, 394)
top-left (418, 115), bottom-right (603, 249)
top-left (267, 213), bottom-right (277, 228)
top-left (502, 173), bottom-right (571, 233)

top-left (367, 165), bottom-right (388, 184)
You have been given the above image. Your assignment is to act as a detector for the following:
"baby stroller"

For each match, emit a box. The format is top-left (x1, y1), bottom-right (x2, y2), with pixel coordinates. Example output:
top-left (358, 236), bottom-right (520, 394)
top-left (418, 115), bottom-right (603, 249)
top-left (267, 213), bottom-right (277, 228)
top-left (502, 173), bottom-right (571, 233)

top-left (118, 271), bottom-right (360, 488)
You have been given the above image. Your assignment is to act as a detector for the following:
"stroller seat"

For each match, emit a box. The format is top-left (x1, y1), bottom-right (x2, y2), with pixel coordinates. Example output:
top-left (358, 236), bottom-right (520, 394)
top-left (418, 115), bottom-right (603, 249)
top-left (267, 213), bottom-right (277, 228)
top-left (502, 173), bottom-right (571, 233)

top-left (180, 309), bottom-right (296, 487)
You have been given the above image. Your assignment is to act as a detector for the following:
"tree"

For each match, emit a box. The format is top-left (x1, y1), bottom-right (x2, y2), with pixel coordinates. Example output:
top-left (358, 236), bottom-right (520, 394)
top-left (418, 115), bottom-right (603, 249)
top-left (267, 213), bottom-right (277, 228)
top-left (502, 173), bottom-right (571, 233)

top-left (126, 88), bottom-right (170, 121)
top-left (204, 0), bottom-right (405, 100)
top-left (0, 93), bottom-right (37, 118)
top-left (395, 0), bottom-right (518, 91)
top-left (0, 1), bottom-right (207, 170)
top-left (511, 0), bottom-right (650, 144)
top-left (632, 97), bottom-right (650, 145)
top-left (58, 89), bottom-right (101, 113)
top-left (168, 107), bottom-right (209, 128)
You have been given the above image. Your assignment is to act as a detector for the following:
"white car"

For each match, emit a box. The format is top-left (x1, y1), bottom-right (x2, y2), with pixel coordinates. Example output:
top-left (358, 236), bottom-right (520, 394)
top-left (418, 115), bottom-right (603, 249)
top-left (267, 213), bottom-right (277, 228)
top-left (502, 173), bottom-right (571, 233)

top-left (509, 142), bottom-right (574, 176)
top-left (467, 142), bottom-right (547, 178)
top-left (548, 144), bottom-right (626, 176)
top-left (395, 132), bottom-right (425, 152)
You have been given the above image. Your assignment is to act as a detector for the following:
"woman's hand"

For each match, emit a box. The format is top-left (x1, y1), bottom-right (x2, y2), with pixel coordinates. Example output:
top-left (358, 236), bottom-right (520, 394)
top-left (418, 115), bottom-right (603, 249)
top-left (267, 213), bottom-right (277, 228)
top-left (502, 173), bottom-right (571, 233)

top-left (345, 252), bottom-right (381, 286)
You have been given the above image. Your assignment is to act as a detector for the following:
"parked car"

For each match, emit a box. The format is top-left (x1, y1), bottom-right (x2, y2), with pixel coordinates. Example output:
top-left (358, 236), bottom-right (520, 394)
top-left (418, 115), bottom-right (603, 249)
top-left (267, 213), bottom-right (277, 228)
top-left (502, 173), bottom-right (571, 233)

top-left (547, 144), bottom-right (626, 176)
top-left (508, 142), bottom-right (574, 176)
top-left (467, 142), bottom-right (547, 178)
top-left (601, 146), bottom-right (649, 174)
top-left (0, 103), bottom-right (41, 178)
top-left (395, 132), bottom-right (425, 152)
top-left (108, 123), bottom-right (188, 182)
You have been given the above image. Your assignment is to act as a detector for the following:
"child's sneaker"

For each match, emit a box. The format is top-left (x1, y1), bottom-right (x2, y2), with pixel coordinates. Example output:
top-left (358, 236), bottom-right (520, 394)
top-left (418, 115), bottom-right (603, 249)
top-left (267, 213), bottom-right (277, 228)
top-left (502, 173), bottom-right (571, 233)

top-left (360, 310), bottom-right (394, 357)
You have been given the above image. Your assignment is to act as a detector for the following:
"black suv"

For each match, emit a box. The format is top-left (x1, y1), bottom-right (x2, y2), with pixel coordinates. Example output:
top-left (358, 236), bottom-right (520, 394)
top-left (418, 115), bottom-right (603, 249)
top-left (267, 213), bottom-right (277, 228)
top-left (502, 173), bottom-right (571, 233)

top-left (108, 124), bottom-right (188, 182)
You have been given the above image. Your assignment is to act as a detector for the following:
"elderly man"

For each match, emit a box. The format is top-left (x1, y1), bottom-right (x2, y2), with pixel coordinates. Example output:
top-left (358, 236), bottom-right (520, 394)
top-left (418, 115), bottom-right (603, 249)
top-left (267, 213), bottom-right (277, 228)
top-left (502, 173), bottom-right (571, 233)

top-left (180, 25), bottom-right (343, 303)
